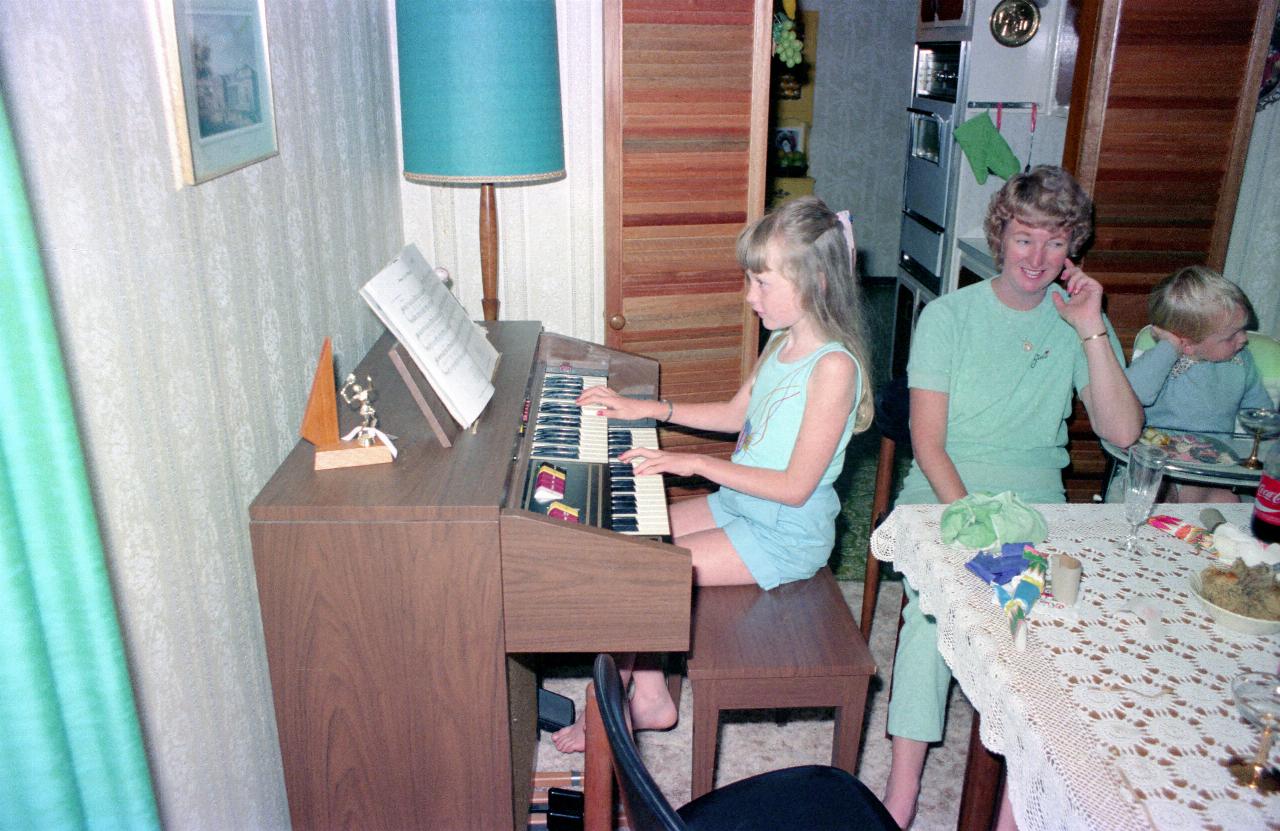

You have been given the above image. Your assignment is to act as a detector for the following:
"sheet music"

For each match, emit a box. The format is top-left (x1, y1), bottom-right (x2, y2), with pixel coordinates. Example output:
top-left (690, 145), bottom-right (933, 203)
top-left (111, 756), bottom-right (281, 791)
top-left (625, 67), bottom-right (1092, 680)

top-left (360, 244), bottom-right (499, 428)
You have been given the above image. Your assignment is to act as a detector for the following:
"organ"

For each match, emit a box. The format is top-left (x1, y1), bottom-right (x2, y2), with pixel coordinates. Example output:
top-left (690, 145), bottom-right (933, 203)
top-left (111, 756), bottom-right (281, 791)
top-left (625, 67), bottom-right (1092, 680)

top-left (250, 322), bottom-right (690, 830)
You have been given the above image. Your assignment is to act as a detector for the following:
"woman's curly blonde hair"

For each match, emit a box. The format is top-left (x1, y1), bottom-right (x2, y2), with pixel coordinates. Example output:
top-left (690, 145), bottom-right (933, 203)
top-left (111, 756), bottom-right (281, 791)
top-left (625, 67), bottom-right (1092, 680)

top-left (984, 166), bottom-right (1093, 268)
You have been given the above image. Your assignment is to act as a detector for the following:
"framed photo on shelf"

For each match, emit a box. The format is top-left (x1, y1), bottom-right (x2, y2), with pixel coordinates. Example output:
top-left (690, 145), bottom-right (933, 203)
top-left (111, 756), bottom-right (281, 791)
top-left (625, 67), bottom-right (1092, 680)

top-left (773, 123), bottom-right (805, 156)
top-left (162, 0), bottom-right (277, 184)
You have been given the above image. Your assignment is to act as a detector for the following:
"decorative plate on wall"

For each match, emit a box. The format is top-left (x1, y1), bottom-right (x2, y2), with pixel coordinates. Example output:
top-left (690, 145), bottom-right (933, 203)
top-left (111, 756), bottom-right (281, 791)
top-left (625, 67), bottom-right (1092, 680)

top-left (990, 0), bottom-right (1040, 48)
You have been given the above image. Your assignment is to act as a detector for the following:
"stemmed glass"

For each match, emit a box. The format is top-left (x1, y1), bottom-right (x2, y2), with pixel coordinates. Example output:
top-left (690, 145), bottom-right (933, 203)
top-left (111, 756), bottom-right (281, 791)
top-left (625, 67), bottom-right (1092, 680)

top-left (1123, 444), bottom-right (1167, 553)
top-left (1238, 408), bottom-right (1280, 470)
top-left (1226, 671), bottom-right (1280, 792)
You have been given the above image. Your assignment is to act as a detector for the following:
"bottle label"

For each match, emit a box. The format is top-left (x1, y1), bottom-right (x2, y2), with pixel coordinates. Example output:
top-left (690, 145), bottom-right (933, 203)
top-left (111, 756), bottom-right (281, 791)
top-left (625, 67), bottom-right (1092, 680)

top-left (1256, 474), bottom-right (1280, 527)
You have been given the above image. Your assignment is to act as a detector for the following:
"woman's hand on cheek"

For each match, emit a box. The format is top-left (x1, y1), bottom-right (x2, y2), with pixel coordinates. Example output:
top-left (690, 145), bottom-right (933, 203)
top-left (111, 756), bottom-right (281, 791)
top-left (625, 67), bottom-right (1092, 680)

top-left (1051, 259), bottom-right (1105, 333)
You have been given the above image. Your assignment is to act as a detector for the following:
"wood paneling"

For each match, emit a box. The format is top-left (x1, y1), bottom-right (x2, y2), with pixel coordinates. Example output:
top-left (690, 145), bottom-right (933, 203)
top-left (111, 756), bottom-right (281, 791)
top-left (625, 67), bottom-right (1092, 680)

top-left (604, 0), bottom-right (771, 465)
top-left (1062, 0), bottom-right (1277, 500)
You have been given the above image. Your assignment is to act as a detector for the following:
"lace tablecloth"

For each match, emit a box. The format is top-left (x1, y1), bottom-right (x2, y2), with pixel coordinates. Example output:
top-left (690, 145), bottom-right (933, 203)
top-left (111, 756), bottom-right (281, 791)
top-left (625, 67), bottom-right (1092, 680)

top-left (871, 503), bottom-right (1280, 831)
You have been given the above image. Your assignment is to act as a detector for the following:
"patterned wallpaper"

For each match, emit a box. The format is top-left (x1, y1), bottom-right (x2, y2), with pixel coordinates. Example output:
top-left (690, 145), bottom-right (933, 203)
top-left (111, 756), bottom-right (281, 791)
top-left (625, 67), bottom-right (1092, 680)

top-left (803, 0), bottom-right (918, 278)
top-left (0, 1), bottom-right (402, 826)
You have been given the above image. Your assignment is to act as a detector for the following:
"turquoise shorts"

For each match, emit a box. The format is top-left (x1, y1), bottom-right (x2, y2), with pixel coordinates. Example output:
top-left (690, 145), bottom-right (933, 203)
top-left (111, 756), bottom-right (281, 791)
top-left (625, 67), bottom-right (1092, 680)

top-left (705, 485), bottom-right (838, 590)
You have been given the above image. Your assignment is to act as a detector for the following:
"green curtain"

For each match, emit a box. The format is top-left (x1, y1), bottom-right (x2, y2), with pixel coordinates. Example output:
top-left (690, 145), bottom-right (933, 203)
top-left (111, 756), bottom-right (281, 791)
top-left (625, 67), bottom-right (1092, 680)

top-left (0, 96), bottom-right (159, 828)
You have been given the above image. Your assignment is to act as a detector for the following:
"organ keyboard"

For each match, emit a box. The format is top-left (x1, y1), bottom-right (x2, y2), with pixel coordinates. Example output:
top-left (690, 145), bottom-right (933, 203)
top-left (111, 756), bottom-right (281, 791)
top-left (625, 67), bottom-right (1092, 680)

top-left (524, 369), bottom-right (671, 538)
top-left (250, 322), bottom-right (691, 831)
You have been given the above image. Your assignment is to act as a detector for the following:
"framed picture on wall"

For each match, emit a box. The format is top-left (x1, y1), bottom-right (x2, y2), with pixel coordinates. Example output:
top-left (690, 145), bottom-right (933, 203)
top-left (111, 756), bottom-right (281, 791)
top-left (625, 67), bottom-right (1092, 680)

top-left (161, 0), bottom-right (277, 184)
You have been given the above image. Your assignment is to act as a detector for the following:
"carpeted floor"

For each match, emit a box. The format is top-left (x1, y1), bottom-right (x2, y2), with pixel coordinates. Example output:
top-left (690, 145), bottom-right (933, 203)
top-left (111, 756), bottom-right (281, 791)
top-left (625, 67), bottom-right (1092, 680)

top-left (534, 282), bottom-right (976, 826)
top-left (536, 579), bottom-right (974, 828)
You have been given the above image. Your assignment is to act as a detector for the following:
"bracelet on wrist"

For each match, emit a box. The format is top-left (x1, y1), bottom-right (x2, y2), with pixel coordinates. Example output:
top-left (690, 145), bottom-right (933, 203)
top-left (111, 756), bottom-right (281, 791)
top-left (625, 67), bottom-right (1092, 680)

top-left (663, 399), bottom-right (674, 422)
top-left (1080, 331), bottom-right (1108, 344)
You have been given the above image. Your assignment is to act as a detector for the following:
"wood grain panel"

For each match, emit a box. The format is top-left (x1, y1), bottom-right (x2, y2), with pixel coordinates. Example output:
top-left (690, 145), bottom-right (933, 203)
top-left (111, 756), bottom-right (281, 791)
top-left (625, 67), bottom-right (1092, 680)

top-left (1061, 0), bottom-right (1276, 501)
top-left (500, 514), bottom-right (691, 653)
top-left (605, 0), bottom-right (770, 470)
top-left (253, 520), bottom-right (510, 830)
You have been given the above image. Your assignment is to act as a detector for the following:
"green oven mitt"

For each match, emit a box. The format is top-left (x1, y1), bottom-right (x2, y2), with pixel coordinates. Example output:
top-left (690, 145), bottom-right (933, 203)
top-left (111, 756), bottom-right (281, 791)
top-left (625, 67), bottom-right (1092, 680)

top-left (941, 491), bottom-right (1048, 549)
top-left (952, 112), bottom-right (1021, 184)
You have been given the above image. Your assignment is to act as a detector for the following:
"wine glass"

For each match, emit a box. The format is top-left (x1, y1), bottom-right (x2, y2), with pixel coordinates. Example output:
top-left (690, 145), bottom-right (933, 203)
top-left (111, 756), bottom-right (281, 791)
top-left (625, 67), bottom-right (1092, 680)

top-left (1123, 444), bottom-right (1167, 553)
top-left (1226, 671), bottom-right (1280, 792)
top-left (1238, 408), bottom-right (1280, 470)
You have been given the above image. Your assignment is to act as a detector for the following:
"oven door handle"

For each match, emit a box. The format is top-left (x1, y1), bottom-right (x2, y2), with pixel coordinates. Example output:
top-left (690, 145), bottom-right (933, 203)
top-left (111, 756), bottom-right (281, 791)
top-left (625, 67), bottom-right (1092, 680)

top-left (907, 107), bottom-right (947, 124)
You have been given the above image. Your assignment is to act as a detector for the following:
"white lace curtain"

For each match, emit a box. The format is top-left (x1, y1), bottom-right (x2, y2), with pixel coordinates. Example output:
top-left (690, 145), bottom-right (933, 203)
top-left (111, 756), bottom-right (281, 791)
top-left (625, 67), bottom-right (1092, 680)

top-left (1226, 104), bottom-right (1280, 338)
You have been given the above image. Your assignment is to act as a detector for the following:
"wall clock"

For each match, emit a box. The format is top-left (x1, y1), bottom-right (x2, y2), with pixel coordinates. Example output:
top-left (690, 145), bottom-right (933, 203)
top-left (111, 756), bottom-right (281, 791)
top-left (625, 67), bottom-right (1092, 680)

top-left (990, 0), bottom-right (1040, 48)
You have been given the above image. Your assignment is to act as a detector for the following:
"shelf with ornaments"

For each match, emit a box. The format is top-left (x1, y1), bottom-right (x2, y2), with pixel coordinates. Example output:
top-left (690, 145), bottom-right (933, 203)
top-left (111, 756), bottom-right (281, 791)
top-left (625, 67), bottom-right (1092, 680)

top-left (768, 5), bottom-right (817, 207)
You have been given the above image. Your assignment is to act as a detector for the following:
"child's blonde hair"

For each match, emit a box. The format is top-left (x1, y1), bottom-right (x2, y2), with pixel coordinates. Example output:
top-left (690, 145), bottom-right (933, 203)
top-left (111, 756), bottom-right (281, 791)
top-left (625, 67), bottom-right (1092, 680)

top-left (735, 196), bottom-right (873, 432)
top-left (1148, 266), bottom-right (1252, 342)
top-left (984, 166), bottom-right (1093, 268)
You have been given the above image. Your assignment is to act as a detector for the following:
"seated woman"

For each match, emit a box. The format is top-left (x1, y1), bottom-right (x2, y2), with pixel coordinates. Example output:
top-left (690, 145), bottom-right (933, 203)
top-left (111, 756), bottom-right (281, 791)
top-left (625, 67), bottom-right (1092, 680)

top-left (882, 166), bottom-right (1143, 828)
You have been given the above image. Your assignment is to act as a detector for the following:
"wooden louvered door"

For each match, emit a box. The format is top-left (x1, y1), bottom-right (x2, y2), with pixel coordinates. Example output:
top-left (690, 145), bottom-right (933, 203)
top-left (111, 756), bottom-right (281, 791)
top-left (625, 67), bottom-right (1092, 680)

top-left (603, 0), bottom-right (771, 484)
top-left (1060, 0), bottom-right (1277, 501)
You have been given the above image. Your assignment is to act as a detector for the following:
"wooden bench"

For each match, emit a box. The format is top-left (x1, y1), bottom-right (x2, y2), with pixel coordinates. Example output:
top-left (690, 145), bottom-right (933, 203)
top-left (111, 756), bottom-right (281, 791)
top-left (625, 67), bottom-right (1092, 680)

top-left (686, 567), bottom-right (876, 799)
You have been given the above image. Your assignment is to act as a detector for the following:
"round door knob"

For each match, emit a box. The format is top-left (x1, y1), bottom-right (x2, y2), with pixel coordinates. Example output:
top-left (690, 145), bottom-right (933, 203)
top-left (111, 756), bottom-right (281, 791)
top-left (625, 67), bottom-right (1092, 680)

top-left (608, 314), bottom-right (626, 331)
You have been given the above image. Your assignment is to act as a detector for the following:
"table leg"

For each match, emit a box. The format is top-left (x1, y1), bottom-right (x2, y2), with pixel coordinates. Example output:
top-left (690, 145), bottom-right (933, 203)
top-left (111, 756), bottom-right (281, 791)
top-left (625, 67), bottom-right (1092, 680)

top-left (956, 712), bottom-right (1004, 831)
top-left (584, 689), bottom-right (614, 831)
top-left (691, 681), bottom-right (720, 800)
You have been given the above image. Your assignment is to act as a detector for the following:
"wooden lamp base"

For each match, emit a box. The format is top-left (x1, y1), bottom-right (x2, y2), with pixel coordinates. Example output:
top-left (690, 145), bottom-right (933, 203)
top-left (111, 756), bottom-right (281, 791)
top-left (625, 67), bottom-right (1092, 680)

top-left (313, 438), bottom-right (394, 471)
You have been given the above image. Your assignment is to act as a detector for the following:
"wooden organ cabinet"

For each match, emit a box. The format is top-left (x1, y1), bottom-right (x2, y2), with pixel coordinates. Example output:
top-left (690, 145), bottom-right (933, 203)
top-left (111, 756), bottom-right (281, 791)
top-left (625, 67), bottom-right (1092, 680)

top-left (602, 0), bottom-right (772, 483)
top-left (1059, 0), bottom-right (1277, 501)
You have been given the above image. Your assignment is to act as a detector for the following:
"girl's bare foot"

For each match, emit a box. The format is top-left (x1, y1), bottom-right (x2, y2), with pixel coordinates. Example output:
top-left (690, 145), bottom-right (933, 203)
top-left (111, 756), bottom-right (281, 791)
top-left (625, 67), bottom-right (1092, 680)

top-left (549, 682), bottom-right (677, 754)
top-left (551, 717), bottom-right (587, 753)
top-left (627, 684), bottom-right (677, 732)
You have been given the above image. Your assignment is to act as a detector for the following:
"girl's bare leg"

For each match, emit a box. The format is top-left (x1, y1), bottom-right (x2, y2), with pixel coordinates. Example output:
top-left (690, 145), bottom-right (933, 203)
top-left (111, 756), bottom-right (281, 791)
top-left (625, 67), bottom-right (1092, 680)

top-left (552, 496), bottom-right (754, 752)
top-left (884, 736), bottom-right (928, 828)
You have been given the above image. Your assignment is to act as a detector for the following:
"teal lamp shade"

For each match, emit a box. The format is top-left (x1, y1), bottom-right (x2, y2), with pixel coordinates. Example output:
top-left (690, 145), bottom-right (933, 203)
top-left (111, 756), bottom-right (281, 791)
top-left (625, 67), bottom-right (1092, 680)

top-left (396, 0), bottom-right (566, 184)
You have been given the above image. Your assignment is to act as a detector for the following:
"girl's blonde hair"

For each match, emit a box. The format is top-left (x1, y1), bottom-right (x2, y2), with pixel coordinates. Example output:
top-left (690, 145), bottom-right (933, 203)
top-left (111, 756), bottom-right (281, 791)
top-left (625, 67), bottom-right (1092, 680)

top-left (736, 196), bottom-right (873, 432)
top-left (1148, 266), bottom-right (1252, 342)
top-left (984, 166), bottom-right (1093, 268)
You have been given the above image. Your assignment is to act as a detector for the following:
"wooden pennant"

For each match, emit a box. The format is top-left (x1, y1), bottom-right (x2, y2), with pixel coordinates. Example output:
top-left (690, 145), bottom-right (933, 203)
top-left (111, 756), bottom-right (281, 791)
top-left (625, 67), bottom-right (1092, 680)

top-left (300, 337), bottom-right (393, 469)
top-left (301, 338), bottom-right (339, 446)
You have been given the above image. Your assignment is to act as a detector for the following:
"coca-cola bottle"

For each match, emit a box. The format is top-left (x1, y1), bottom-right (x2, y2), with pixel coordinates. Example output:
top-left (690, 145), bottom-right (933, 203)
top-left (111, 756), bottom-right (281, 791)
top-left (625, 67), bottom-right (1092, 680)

top-left (1252, 440), bottom-right (1280, 544)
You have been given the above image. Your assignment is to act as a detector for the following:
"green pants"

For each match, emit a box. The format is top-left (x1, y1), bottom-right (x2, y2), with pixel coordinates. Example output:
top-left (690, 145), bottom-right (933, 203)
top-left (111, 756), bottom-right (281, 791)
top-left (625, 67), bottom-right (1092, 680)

top-left (886, 581), bottom-right (952, 741)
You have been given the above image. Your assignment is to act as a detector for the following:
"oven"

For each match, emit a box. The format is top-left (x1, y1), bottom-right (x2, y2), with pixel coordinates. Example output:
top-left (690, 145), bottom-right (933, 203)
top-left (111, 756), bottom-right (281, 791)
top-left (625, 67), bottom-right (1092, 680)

top-left (903, 41), bottom-right (962, 234)
top-left (893, 40), bottom-right (966, 373)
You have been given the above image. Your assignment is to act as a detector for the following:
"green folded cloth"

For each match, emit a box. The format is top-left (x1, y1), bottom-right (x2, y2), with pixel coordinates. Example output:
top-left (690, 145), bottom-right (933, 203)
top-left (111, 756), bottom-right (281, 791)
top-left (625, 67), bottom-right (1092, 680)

top-left (952, 112), bottom-right (1021, 184)
top-left (940, 491), bottom-right (1048, 549)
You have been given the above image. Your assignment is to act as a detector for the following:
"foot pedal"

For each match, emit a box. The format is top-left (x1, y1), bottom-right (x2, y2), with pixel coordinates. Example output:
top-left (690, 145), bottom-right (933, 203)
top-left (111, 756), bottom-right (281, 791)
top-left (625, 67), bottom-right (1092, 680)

top-left (538, 687), bottom-right (575, 733)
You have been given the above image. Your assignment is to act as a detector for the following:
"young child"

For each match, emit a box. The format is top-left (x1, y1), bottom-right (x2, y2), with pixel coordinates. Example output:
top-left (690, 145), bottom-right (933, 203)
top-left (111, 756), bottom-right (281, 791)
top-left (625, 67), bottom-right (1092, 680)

top-left (1125, 266), bottom-right (1274, 502)
top-left (551, 196), bottom-right (874, 753)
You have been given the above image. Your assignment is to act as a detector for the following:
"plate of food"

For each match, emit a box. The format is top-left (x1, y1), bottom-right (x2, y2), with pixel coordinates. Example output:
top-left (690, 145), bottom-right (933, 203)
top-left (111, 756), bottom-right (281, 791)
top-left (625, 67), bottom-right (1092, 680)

top-left (1140, 427), bottom-right (1238, 466)
top-left (1188, 559), bottom-right (1280, 635)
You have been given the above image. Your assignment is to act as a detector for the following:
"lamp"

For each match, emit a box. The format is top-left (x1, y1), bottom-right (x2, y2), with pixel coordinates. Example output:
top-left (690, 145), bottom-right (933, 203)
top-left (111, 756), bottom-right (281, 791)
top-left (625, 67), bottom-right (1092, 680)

top-left (395, 0), bottom-right (566, 321)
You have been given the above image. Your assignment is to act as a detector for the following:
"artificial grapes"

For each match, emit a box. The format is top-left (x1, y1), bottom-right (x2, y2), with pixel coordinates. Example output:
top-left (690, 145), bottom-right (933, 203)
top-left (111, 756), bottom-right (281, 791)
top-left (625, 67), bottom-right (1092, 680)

top-left (771, 13), bottom-right (803, 68)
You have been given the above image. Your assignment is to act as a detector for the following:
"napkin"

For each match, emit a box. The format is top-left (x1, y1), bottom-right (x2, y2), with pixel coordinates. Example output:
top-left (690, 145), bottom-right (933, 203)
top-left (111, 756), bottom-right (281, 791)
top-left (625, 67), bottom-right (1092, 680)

top-left (941, 491), bottom-right (1048, 549)
top-left (1213, 523), bottom-right (1280, 566)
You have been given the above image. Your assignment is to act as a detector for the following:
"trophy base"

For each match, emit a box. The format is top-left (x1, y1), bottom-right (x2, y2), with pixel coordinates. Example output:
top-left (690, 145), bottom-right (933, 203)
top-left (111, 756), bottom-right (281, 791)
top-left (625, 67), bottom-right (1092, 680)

top-left (314, 439), bottom-right (394, 470)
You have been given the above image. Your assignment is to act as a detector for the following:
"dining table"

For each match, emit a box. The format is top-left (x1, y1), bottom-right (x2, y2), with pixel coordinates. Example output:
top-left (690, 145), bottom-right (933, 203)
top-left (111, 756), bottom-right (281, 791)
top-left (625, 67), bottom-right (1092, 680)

top-left (871, 502), bottom-right (1279, 831)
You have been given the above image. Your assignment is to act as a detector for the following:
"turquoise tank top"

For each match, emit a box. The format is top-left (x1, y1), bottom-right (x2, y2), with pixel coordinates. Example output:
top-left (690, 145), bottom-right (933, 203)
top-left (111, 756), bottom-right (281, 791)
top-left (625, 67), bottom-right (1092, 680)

top-left (731, 337), bottom-right (861, 488)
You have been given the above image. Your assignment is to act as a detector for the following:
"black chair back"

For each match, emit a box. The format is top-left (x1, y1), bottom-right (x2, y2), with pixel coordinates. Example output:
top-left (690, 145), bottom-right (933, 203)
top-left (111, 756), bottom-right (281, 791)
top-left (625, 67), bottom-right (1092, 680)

top-left (874, 375), bottom-right (911, 446)
top-left (592, 654), bottom-right (686, 831)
